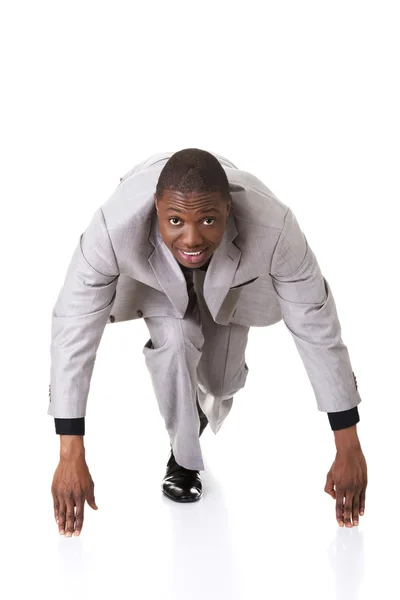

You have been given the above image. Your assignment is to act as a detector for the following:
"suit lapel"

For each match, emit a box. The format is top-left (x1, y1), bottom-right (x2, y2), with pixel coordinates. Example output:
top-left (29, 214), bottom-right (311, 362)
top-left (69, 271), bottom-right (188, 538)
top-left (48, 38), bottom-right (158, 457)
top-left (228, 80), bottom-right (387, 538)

top-left (148, 212), bottom-right (189, 317)
top-left (203, 212), bottom-right (241, 321)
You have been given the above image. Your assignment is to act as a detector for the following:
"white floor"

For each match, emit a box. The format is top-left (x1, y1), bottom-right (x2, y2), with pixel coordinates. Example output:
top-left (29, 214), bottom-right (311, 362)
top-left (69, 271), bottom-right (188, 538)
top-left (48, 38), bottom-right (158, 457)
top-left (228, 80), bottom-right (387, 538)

top-left (3, 315), bottom-right (398, 600)
top-left (2, 2), bottom-right (399, 597)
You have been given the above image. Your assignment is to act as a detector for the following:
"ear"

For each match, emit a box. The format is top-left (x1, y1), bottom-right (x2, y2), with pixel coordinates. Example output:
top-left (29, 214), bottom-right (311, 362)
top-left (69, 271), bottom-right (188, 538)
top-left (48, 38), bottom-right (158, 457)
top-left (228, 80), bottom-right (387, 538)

top-left (153, 193), bottom-right (159, 212)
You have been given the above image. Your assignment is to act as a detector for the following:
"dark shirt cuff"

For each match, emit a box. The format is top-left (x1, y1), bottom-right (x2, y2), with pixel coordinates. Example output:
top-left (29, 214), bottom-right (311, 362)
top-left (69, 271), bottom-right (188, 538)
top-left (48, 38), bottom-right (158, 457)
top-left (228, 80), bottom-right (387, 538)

top-left (328, 407), bottom-right (360, 431)
top-left (54, 418), bottom-right (85, 435)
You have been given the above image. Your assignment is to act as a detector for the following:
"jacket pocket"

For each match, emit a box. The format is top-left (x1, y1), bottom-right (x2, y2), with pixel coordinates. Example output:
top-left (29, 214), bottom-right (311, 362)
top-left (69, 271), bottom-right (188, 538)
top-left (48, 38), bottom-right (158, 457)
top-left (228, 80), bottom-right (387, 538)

top-left (230, 277), bottom-right (259, 290)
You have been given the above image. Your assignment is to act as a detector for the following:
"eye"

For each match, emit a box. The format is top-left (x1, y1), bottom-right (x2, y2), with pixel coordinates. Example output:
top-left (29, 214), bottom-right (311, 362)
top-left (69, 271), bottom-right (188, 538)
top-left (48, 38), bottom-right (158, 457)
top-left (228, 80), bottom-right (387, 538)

top-left (203, 218), bottom-right (216, 226)
top-left (168, 217), bottom-right (181, 226)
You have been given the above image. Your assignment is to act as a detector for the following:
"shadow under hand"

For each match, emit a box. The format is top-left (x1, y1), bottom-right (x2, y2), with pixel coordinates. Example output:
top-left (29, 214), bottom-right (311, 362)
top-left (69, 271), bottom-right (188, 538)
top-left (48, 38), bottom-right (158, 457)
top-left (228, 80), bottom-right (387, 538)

top-left (327, 526), bottom-right (365, 600)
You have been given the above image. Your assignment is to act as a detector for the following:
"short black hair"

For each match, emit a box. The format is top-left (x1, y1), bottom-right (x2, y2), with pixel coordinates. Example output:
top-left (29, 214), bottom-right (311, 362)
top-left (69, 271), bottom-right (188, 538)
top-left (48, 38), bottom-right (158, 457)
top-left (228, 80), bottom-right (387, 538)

top-left (155, 148), bottom-right (231, 201)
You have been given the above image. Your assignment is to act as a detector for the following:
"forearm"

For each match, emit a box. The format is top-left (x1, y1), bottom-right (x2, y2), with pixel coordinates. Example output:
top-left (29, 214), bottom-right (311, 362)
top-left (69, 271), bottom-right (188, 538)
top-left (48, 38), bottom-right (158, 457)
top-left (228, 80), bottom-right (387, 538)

top-left (48, 207), bottom-right (119, 422)
top-left (60, 434), bottom-right (85, 459)
top-left (271, 215), bottom-right (361, 414)
top-left (334, 424), bottom-right (361, 451)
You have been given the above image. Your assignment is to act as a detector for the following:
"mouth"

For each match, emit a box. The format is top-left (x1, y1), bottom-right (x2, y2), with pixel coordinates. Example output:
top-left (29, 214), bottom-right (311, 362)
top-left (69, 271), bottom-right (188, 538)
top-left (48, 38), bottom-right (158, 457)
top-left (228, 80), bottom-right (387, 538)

top-left (177, 248), bottom-right (208, 264)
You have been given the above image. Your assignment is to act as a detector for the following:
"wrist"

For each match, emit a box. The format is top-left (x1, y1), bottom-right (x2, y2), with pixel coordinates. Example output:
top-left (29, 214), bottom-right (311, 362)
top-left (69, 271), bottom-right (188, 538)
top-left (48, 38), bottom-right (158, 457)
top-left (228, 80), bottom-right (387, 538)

top-left (334, 425), bottom-right (361, 451)
top-left (60, 435), bottom-right (85, 459)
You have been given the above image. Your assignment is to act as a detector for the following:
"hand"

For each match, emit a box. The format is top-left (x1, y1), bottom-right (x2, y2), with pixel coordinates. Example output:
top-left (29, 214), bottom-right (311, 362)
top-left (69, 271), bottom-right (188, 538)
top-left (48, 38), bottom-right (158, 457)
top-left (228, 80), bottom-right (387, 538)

top-left (324, 446), bottom-right (368, 527)
top-left (51, 455), bottom-right (98, 537)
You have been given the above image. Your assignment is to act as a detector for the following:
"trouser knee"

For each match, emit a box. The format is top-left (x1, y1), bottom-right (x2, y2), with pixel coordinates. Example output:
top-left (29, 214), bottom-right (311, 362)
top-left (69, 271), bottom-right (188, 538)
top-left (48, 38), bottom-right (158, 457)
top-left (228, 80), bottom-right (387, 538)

top-left (198, 360), bottom-right (249, 398)
top-left (144, 314), bottom-right (204, 355)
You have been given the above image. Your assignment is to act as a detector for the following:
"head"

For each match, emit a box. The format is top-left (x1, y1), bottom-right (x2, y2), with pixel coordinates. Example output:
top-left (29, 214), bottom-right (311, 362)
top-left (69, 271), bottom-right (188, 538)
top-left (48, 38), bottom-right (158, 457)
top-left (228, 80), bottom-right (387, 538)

top-left (154, 148), bottom-right (231, 268)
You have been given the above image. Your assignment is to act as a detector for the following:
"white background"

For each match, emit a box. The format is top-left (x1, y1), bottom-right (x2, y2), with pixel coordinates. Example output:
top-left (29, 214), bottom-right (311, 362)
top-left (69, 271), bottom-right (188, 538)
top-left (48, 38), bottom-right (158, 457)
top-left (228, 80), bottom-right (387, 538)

top-left (1, 1), bottom-right (399, 599)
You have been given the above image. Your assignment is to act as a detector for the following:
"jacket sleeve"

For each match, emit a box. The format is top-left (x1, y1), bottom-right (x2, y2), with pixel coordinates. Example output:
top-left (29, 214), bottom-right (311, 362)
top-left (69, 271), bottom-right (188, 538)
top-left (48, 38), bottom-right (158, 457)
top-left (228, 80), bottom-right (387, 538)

top-left (270, 208), bottom-right (361, 413)
top-left (48, 207), bottom-right (119, 419)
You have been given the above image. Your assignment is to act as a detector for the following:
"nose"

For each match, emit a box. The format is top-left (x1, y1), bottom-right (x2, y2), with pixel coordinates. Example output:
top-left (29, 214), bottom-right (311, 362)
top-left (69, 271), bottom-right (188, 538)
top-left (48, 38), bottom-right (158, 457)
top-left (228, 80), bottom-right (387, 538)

top-left (180, 225), bottom-right (204, 249)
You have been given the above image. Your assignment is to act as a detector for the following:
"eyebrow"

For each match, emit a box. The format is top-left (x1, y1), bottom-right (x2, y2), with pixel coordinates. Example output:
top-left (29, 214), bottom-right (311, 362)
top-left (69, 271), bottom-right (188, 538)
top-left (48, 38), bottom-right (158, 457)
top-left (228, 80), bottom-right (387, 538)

top-left (166, 207), bottom-right (221, 214)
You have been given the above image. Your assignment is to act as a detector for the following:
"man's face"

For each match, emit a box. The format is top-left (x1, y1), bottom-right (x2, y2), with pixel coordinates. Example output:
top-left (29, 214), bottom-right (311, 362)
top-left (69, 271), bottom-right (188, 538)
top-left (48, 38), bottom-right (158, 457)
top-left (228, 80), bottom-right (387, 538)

top-left (154, 189), bottom-right (231, 268)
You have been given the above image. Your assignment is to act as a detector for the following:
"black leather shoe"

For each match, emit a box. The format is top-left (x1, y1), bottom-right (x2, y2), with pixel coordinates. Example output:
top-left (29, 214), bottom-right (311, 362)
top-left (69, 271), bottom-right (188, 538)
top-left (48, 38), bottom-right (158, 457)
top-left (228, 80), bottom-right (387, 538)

top-left (162, 451), bottom-right (203, 503)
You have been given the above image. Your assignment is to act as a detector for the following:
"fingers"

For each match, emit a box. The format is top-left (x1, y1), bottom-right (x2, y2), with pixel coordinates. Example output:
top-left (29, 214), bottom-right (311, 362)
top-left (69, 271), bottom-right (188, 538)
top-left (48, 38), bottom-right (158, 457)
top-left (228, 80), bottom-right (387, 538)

top-left (53, 493), bottom-right (87, 537)
top-left (343, 493), bottom-right (354, 528)
top-left (338, 490), bottom-right (365, 528)
top-left (335, 490), bottom-right (345, 527)
top-left (52, 476), bottom-right (98, 538)
top-left (64, 497), bottom-right (76, 538)
top-left (353, 487), bottom-right (368, 524)
top-left (360, 488), bottom-right (366, 516)
top-left (324, 471), bottom-right (336, 499)
top-left (352, 494), bottom-right (360, 526)
top-left (86, 480), bottom-right (98, 510)
top-left (53, 494), bottom-right (60, 525)
top-left (58, 498), bottom-right (67, 535)
top-left (74, 494), bottom-right (85, 537)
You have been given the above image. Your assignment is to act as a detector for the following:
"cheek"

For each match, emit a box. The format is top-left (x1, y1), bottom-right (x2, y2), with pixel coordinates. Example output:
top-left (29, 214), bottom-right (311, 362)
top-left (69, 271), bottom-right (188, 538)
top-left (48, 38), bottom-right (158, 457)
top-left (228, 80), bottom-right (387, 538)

top-left (159, 223), bottom-right (175, 246)
top-left (208, 228), bottom-right (225, 245)
top-left (164, 231), bottom-right (180, 248)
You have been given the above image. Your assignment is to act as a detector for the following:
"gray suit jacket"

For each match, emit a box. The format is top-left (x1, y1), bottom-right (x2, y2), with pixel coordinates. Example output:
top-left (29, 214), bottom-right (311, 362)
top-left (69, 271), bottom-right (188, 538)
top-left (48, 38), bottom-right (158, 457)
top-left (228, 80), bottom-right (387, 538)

top-left (48, 151), bottom-right (361, 419)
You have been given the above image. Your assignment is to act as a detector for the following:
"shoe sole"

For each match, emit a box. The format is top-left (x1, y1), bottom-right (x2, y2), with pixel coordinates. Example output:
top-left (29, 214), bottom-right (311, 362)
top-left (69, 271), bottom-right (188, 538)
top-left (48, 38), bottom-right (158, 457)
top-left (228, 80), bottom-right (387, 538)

top-left (162, 489), bottom-right (203, 503)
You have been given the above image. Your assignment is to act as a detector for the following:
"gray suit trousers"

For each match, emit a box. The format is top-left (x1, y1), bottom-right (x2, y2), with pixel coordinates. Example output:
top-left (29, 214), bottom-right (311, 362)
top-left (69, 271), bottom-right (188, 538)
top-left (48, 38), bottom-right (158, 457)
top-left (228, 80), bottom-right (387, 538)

top-left (142, 269), bottom-right (249, 470)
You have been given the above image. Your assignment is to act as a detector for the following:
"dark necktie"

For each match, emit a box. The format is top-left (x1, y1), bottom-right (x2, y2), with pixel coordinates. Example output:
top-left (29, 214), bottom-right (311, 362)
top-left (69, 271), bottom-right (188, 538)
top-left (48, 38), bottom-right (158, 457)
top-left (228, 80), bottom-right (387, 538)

top-left (181, 266), bottom-right (197, 316)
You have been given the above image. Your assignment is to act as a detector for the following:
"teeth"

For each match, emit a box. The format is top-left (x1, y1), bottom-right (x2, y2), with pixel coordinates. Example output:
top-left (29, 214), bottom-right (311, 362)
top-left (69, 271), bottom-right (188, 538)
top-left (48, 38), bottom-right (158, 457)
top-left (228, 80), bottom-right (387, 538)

top-left (182, 250), bottom-right (203, 256)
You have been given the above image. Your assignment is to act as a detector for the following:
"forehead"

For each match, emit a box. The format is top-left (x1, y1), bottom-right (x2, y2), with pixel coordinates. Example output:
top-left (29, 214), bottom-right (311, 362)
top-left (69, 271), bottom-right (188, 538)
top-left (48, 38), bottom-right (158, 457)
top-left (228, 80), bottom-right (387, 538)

top-left (159, 189), bottom-right (224, 207)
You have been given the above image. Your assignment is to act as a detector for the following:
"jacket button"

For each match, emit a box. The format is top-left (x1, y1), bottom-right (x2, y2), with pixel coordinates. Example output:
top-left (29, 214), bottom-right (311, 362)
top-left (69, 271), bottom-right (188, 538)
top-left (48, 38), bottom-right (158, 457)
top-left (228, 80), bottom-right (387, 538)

top-left (353, 371), bottom-right (358, 390)
top-left (109, 315), bottom-right (115, 323)
top-left (136, 310), bottom-right (143, 318)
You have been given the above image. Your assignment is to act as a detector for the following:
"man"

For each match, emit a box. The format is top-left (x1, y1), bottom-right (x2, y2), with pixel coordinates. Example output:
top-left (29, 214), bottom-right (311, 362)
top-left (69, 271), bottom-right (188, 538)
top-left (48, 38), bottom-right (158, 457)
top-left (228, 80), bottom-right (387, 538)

top-left (50, 149), bottom-right (368, 537)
